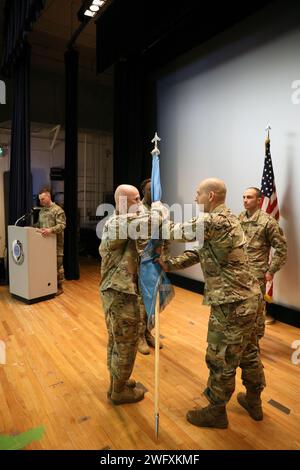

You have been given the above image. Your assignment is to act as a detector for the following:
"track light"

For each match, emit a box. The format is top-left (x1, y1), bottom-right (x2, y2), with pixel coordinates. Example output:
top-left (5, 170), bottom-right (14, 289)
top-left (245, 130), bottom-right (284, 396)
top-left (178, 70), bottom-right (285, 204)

top-left (84, 10), bottom-right (95, 17)
top-left (77, 0), bottom-right (106, 22)
top-left (89, 5), bottom-right (99, 12)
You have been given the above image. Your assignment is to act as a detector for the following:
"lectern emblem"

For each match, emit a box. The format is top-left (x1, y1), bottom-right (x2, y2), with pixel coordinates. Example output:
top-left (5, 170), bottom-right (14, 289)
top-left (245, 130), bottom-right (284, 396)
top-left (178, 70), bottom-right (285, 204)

top-left (11, 240), bottom-right (24, 265)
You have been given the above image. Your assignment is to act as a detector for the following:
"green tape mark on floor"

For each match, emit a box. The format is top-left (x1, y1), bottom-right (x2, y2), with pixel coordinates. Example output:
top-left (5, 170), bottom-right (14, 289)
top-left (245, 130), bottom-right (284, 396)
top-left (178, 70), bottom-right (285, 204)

top-left (0, 426), bottom-right (44, 450)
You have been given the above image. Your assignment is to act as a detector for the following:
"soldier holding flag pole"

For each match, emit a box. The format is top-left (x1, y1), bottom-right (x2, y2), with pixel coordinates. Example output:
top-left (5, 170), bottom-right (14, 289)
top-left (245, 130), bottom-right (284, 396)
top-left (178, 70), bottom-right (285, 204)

top-left (157, 178), bottom-right (265, 428)
top-left (99, 133), bottom-right (172, 418)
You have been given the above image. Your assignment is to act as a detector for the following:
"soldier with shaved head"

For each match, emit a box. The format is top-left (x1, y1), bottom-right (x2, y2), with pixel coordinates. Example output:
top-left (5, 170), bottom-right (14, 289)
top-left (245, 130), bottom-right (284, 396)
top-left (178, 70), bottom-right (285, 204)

top-left (157, 178), bottom-right (265, 428)
top-left (99, 184), bottom-right (163, 405)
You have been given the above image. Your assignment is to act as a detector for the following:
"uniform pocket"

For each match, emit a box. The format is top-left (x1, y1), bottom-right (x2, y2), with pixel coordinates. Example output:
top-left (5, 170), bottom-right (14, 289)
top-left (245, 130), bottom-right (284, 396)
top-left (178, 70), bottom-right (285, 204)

top-left (206, 342), bottom-right (243, 370)
top-left (111, 293), bottom-right (139, 343)
top-left (228, 297), bottom-right (259, 332)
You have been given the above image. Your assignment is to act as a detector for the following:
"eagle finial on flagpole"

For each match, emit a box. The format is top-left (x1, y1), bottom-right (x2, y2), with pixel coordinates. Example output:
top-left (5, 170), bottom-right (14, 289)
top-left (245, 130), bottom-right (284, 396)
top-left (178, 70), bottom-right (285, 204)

top-left (265, 125), bottom-right (271, 141)
top-left (151, 132), bottom-right (161, 155)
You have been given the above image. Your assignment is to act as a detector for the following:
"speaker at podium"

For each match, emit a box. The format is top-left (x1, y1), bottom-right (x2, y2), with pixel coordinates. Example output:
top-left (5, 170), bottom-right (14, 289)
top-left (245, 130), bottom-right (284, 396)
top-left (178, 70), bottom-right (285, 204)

top-left (8, 226), bottom-right (57, 303)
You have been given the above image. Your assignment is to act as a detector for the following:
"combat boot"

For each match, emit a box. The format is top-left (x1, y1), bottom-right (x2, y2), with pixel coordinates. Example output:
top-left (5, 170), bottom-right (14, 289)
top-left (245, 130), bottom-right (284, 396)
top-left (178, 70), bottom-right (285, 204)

top-left (107, 376), bottom-right (136, 399)
top-left (138, 336), bottom-right (150, 355)
top-left (186, 404), bottom-right (228, 429)
top-left (110, 380), bottom-right (145, 405)
top-left (145, 330), bottom-right (163, 349)
top-left (237, 392), bottom-right (263, 421)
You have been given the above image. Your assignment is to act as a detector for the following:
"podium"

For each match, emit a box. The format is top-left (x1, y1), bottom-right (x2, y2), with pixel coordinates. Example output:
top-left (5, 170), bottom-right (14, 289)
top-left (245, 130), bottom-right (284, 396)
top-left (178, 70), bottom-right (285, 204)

top-left (8, 226), bottom-right (57, 303)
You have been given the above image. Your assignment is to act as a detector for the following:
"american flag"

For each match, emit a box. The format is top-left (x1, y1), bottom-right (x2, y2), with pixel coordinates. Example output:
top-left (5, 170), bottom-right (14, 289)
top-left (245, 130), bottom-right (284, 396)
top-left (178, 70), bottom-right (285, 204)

top-left (260, 138), bottom-right (279, 220)
top-left (260, 137), bottom-right (279, 301)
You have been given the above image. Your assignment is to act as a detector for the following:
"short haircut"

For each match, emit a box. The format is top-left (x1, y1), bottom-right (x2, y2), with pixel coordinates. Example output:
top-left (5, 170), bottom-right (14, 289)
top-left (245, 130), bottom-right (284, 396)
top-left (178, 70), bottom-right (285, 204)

top-left (38, 187), bottom-right (51, 196)
top-left (140, 178), bottom-right (151, 194)
top-left (247, 187), bottom-right (262, 198)
top-left (202, 179), bottom-right (227, 201)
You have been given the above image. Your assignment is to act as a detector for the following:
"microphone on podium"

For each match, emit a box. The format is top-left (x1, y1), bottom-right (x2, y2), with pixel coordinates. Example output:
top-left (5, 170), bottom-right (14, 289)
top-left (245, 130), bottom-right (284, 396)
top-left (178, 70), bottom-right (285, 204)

top-left (14, 207), bottom-right (41, 226)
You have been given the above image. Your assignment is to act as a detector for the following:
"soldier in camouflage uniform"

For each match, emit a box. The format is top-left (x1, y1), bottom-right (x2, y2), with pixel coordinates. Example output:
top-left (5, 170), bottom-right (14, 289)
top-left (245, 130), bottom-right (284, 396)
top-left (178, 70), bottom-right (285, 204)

top-left (37, 188), bottom-right (66, 296)
top-left (239, 187), bottom-right (287, 330)
top-left (99, 184), bottom-right (162, 405)
top-left (157, 178), bottom-right (266, 428)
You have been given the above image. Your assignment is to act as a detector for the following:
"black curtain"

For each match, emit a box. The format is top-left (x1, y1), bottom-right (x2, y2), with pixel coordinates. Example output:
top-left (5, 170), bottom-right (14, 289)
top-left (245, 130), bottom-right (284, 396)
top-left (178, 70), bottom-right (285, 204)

top-left (1, 0), bottom-right (46, 76)
top-left (1, 0), bottom-right (46, 225)
top-left (64, 48), bottom-right (79, 280)
top-left (113, 57), bottom-right (155, 190)
top-left (8, 41), bottom-right (32, 225)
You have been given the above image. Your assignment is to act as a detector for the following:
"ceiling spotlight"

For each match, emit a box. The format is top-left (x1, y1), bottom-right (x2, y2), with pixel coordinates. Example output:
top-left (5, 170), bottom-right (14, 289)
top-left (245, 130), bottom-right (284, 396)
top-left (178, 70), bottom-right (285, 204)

top-left (78, 0), bottom-right (105, 22)
top-left (89, 5), bottom-right (99, 12)
top-left (84, 9), bottom-right (95, 17)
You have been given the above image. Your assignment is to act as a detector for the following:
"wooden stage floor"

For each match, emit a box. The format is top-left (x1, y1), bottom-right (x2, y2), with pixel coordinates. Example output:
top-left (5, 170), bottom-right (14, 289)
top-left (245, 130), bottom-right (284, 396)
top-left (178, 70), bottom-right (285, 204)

top-left (0, 257), bottom-right (299, 450)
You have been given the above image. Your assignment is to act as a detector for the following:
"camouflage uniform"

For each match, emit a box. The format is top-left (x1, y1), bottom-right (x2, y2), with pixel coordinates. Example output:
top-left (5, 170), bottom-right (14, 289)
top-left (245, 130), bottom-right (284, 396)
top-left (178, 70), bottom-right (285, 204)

top-left (238, 209), bottom-right (287, 338)
top-left (168, 204), bottom-right (266, 405)
top-left (37, 202), bottom-right (66, 284)
top-left (99, 209), bottom-right (160, 383)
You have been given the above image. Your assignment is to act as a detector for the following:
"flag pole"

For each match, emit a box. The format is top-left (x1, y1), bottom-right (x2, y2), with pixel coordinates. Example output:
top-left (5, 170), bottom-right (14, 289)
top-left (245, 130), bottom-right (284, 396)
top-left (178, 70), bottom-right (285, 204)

top-left (154, 295), bottom-right (160, 439)
top-left (151, 132), bottom-right (161, 440)
top-left (263, 124), bottom-right (275, 307)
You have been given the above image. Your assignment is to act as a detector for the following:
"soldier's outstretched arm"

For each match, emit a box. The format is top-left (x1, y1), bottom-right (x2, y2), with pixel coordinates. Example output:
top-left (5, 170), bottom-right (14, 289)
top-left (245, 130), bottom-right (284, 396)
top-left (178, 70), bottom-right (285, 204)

top-left (101, 208), bottom-right (162, 251)
top-left (156, 249), bottom-right (200, 272)
top-left (168, 212), bottom-right (213, 244)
